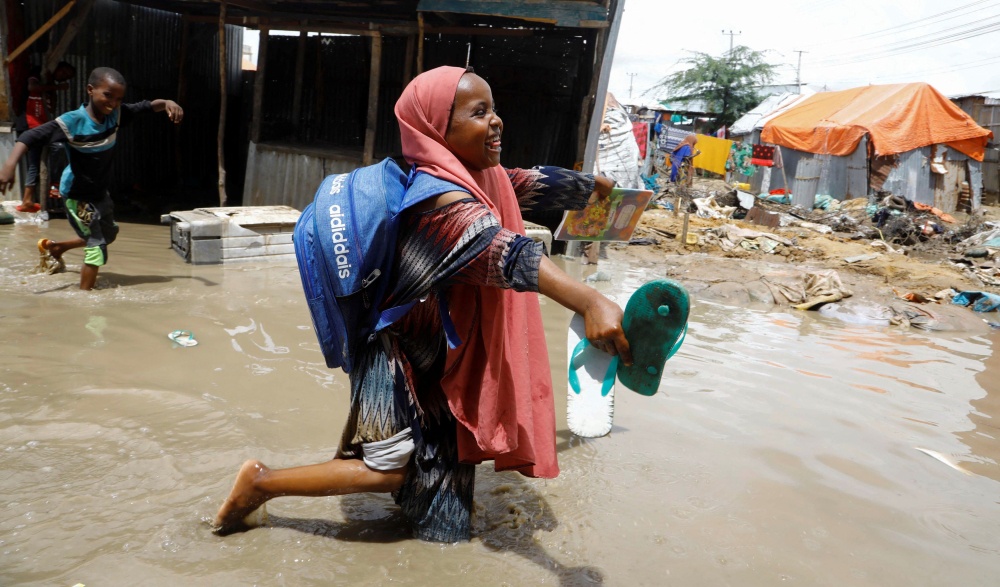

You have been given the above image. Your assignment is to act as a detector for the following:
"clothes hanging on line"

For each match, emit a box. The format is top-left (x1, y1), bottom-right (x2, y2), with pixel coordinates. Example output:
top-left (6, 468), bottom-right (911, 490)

top-left (750, 144), bottom-right (775, 167)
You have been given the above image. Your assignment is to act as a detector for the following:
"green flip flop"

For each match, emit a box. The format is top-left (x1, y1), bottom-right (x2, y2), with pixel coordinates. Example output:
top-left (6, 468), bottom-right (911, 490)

top-left (617, 279), bottom-right (690, 396)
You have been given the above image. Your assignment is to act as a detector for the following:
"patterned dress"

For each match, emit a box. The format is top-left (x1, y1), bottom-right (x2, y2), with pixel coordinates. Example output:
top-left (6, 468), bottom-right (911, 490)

top-left (336, 166), bottom-right (594, 542)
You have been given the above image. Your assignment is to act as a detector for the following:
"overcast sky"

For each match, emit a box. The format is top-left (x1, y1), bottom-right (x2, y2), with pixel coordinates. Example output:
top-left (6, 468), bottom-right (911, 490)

top-left (607, 0), bottom-right (1000, 105)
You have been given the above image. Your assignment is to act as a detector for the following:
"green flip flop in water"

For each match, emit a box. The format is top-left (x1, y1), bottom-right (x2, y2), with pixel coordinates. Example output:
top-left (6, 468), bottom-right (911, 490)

top-left (617, 279), bottom-right (690, 396)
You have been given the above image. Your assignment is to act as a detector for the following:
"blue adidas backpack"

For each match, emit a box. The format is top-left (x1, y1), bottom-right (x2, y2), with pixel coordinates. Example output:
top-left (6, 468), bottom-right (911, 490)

top-left (293, 158), bottom-right (459, 373)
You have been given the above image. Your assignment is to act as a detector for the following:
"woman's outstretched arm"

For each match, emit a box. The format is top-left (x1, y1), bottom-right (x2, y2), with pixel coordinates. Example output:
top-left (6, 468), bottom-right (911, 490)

top-left (538, 256), bottom-right (632, 365)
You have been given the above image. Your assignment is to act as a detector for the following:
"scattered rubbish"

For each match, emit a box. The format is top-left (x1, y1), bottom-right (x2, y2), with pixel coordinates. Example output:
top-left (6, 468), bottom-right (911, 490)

top-left (793, 220), bottom-right (833, 234)
top-left (761, 269), bottom-right (853, 309)
top-left (964, 248), bottom-right (989, 258)
top-left (0, 209), bottom-right (13, 225)
top-left (584, 271), bottom-right (613, 283)
top-left (736, 190), bottom-right (755, 209)
top-left (168, 330), bottom-right (199, 347)
top-left (870, 240), bottom-right (902, 254)
top-left (813, 194), bottom-right (842, 212)
top-left (676, 232), bottom-right (698, 245)
top-left (889, 304), bottom-right (944, 330)
top-left (893, 290), bottom-right (931, 303)
top-left (912, 201), bottom-right (956, 223)
top-left (746, 206), bottom-right (780, 228)
top-left (818, 302), bottom-right (891, 326)
top-left (693, 195), bottom-right (736, 219)
top-left (711, 225), bottom-right (792, 254)
top-left (844, 253), bottom-right (880, 264)
top-left (650, 200), bottom-right (674, 211)
top-left (628, 237), bottom-right (658, 246)
top-left (951, 291), bottom-right (1000, 313)
top-left (914, 447), bottom-right (973, 476)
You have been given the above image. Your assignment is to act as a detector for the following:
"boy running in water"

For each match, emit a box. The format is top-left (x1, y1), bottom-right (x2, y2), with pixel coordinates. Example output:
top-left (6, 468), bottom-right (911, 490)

top-left (0, 67), bottom-right (183, 290)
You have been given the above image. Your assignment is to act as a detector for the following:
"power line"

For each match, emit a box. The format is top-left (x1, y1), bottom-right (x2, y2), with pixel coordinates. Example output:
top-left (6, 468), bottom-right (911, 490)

top-left (813, 18), bottom-right (1000, 66)
top-left (806, 0), bottom-right (996, 47)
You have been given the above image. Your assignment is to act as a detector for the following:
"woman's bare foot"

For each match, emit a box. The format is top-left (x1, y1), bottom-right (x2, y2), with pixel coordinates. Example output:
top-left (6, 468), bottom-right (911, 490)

top-left (214, 459), bottom-right (270, 535)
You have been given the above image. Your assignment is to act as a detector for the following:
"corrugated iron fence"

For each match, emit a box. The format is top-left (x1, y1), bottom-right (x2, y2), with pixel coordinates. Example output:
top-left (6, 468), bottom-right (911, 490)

top-left (258, 30), bottom-right (592, 170)
top-left (16, 0), bottom-right (244, 215)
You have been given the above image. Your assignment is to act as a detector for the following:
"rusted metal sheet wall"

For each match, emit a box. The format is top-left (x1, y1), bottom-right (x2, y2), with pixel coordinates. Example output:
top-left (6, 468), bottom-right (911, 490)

top-left (243, 142), bottom-right (362, 210)
top-left (984, 147), bottom-right (999, 203)
top-left (256, 30), bottom-right (589, 168)
top-left (19, 0), bottom-right (244, 212)
top-left (883, 147), bottom-right (935, 207)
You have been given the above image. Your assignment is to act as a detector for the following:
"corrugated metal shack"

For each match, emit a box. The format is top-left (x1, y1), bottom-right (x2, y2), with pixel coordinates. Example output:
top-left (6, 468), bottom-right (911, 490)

top-left (0, 0), bottom-right (246, 213)
top-left (102, 0), bottom-right (624, 216)
top-left (952, 94), bottom-right (1000, 204)
top-left (758, 83), bottom-right (993, 213)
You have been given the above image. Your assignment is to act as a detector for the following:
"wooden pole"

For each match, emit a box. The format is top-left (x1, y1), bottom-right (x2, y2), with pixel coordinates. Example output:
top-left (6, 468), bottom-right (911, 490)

top-left (4, 1), bottom-right (76, 65)
top-left (363, 33), bottom-right (382, 166)
top-left (217, 0), bottom-right (228, 206)
top-left (403, 33), bottom-right (415, 86)
top-left (0, 0), bottom-right (14, 123)
top-left (416, 13), bottom-right (425, 75)
top-left (250, 25), bottom-right (269, 144)
top-left (42, 0), bottom-right (94, 75)
top-left (176, 18), bottom-right (190, 180)
top-left (776, 145), bottom-right (791, 195)
top-left (581, 0), bottom-right (623, 172)
top-left (291, 27), bottom-right (306, 127)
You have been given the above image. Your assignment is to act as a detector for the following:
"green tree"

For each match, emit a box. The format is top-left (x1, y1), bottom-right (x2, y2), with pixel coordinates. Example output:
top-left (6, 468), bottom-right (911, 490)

top-left (657, 46), bottom-right (777, 130)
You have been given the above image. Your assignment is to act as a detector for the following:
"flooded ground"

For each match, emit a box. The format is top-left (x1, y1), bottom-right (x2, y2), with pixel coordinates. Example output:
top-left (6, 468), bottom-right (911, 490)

top-left (2, 219), bottom-right (999, 586)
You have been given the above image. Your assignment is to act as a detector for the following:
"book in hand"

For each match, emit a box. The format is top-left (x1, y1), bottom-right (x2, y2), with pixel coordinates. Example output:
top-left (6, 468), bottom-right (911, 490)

top-left (554, 187), bottom-right (654, 242)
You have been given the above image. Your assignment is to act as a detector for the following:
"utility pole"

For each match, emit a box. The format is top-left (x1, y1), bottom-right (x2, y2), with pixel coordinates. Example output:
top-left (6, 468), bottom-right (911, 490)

top-left (626, 72), bottom-right (637, 100)
top-left (794, 50), bottom-right (808, 94)
top-left (721, 29), bottom-right (741, 57)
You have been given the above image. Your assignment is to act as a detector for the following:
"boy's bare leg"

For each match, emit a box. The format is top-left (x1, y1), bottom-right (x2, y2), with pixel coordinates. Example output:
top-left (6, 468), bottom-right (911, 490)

top-left (21, 185), bottom-right (36, 208)
top-left (214, 458), bottom-right (408, 534)
top-left (80, 263), bottom-right (98, 290)
top-left (43, 237), bottom-right (85, 261)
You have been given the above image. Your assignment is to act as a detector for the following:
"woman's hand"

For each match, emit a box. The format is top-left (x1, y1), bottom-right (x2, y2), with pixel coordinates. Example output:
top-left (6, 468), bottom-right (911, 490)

top-left (583, 293), bottom-right (632, 365)
top-left (588, 175), bottom-right (616, 205)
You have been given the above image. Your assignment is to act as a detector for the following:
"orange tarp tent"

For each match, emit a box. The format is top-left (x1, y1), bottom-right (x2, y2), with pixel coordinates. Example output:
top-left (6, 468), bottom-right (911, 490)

top-left (760, 83), bottom-right (993, 161)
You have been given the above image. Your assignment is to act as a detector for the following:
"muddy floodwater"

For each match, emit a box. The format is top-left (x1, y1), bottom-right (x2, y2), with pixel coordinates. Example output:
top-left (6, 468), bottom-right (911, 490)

top-left (2, 220), bottom-right (999, 586)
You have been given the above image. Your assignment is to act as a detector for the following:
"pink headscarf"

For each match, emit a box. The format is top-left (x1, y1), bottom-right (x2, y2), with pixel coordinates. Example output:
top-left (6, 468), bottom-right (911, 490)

top-left (394, 66), bottom-right (557, 478)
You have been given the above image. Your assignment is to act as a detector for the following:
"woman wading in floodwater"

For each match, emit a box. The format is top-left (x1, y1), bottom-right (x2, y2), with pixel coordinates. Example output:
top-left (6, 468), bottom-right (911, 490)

top-left (214, 66), bottom-right (631, 542)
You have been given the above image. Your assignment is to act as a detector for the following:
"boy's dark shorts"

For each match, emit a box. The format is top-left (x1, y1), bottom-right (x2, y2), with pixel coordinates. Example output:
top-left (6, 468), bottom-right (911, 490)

top-left (66, 193), bottom-right (119, 267)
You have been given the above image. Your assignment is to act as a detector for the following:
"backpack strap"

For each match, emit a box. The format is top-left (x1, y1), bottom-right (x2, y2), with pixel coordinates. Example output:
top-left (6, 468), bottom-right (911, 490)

top-left (373, 295), bottom-right (462, 349)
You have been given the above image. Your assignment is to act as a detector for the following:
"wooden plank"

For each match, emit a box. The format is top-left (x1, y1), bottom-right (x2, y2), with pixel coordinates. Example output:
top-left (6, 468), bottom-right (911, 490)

top-left (424, 25), bottom-right (534, 36)
top-left (417, 0), bottom-right (608, 28)
top-left (417, 13), bottom-right (425, 75)
top-left (43, 0), bottom-right (94, 75)
top-left (363, 34), bottom-right (383, 166)
top-left (250, 25), bottom-right (269, 143)
top-left (403, 33), bottom-right (415, 86)
top-left (5, 1), bottom-right (77, 65)
top-left (581, 0), bottom-right (622, 172)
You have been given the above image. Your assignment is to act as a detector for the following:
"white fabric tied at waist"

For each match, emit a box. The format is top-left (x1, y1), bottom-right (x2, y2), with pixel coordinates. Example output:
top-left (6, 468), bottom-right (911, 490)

top-left (362, 427), bottom-right (415, 471)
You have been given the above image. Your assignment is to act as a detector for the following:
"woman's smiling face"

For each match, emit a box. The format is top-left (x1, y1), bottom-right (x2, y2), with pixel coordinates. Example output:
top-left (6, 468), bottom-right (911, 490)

top-left (445, 73), bottom-right (503, 170)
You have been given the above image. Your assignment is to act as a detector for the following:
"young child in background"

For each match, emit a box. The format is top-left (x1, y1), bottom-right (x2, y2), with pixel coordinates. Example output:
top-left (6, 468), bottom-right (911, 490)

top-left (15, 61), bottom-right (76, 213)
top-left (0, 66), bottom-right (183, 290)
